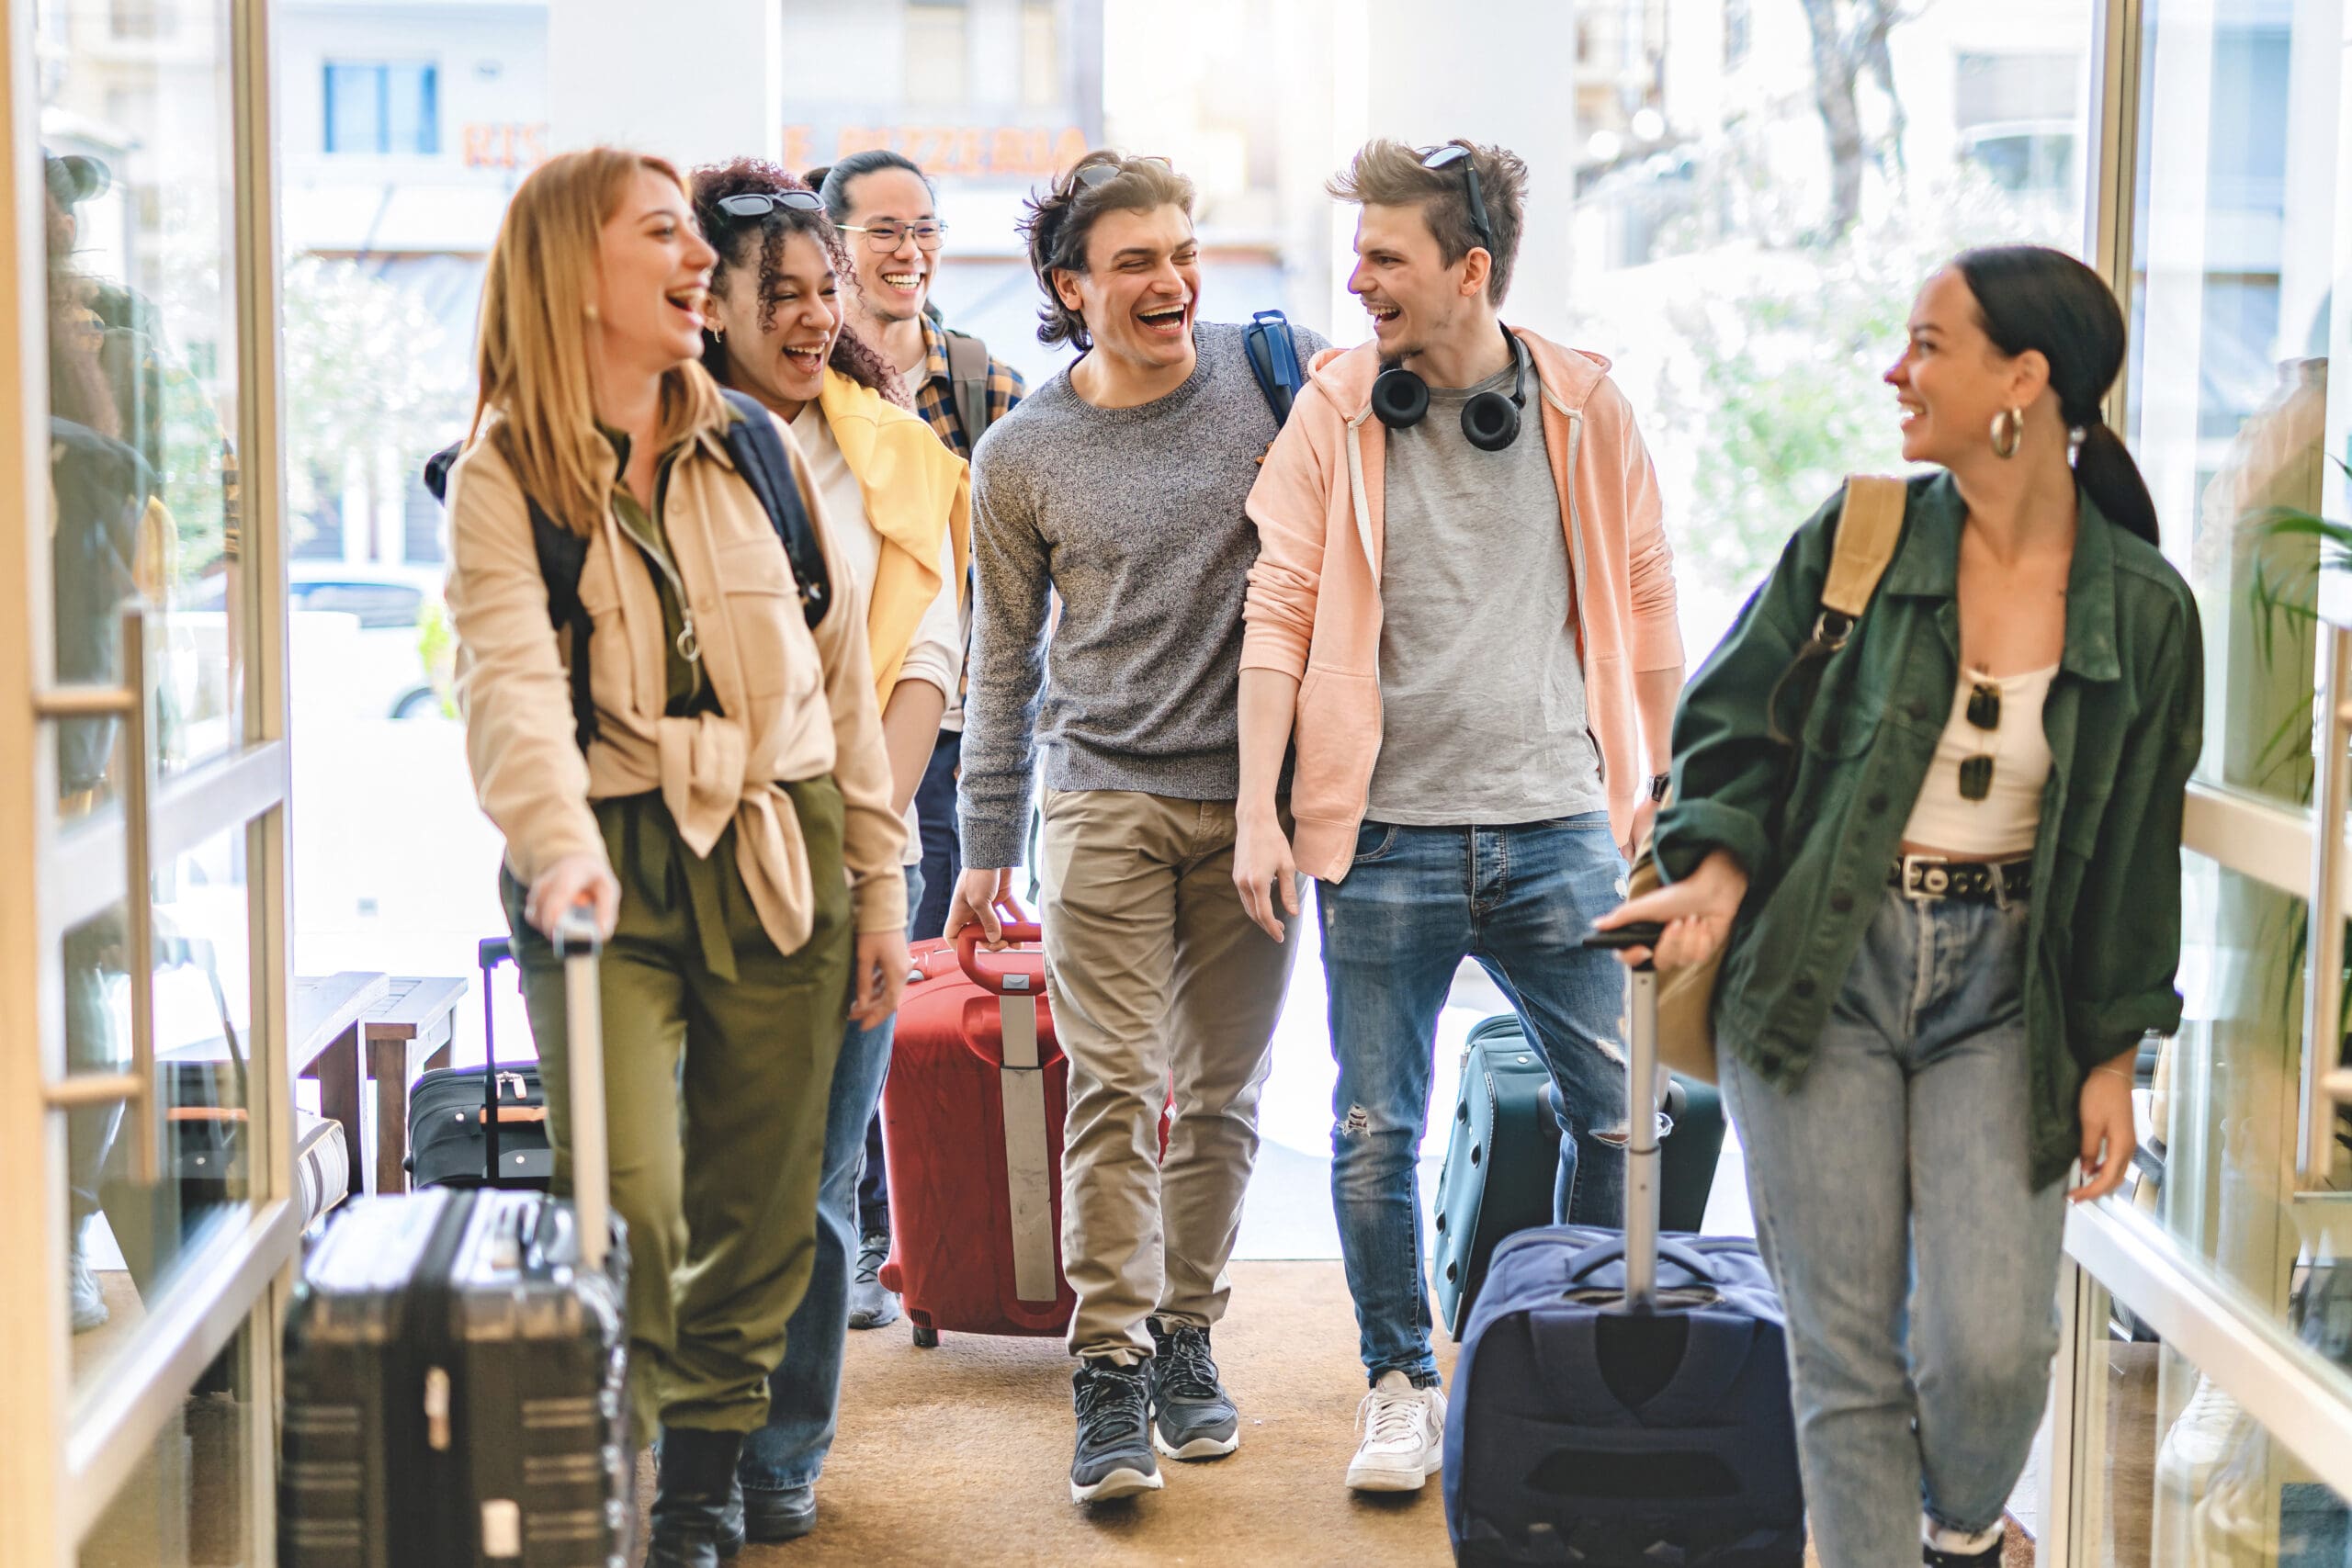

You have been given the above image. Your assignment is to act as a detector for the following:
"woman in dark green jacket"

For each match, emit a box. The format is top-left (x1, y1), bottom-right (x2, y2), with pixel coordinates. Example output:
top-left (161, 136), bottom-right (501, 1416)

top-left (1600, 246), bottom-right (2200, 1568)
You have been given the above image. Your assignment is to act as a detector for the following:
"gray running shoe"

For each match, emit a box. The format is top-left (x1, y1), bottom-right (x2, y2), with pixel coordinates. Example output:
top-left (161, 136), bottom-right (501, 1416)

top-left (1147, 1319), bottom-right (1239, 1460)
top-left (1069, 1360), bottom-right (1162, 1504)
top-left (69, 1245), bottom-right (108, 1334)
top-left (846, 1233), bottom-right (899, 1330)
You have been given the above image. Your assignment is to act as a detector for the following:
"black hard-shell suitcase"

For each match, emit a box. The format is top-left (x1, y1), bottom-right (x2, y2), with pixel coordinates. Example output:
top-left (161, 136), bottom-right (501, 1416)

top-left (281, 911), bottom-right (631, 1567)
top-left (404, 938), bottom-right (554, 1191)
top-left (1442, 929), bottom-right (1805, 1566)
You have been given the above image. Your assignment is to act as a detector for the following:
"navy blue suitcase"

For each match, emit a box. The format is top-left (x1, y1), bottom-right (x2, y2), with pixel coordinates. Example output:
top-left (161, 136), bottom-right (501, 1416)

top-left (1442, 931), bottom-right (1805, 1567)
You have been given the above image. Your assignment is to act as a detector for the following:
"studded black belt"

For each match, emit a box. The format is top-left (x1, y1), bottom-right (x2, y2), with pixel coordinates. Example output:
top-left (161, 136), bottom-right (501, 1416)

top-left (1888, 854), bottom-right (2032, 906)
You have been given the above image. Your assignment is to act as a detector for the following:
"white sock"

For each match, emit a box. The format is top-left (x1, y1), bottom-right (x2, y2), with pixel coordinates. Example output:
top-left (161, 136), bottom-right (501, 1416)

top-left (1925, 1518), bottom-right (2004, 1555)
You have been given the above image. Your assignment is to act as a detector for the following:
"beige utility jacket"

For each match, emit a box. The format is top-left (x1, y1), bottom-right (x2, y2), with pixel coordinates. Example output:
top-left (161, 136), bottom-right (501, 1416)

top-left (445, 408), bottom-right (909, 947)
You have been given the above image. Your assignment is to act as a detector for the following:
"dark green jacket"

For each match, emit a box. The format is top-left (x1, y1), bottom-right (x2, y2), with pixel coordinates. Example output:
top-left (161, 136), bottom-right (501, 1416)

top-left (1656, 472), bottom-right (2203, 1188)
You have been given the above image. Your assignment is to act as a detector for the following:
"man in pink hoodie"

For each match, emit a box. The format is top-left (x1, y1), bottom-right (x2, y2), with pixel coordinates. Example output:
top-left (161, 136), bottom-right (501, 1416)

top-left (1235, 139), bottom-right (1685, 1494)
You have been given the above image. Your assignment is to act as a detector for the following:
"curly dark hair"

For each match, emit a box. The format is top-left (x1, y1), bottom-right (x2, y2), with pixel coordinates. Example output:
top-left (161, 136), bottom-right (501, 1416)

top-left (1018, 150), bottom-right (1196, 350)
top-left (688, 157), bottom-right (908, 407)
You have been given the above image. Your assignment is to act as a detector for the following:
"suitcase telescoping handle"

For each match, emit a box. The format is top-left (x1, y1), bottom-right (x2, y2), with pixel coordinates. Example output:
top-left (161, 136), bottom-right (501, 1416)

top-left (551, 906), bottom-right (611, 1275)
top-left (956, 919), bottom-right (1045, 996)
top-left (476, 917), bottom-right (611, 1273)
top-left (1583, 921), bottom-right (1668, 1313)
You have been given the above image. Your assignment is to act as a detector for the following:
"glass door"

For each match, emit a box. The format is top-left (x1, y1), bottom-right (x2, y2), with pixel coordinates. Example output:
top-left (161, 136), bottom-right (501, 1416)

top-left (2048, 0), bottom-right (2352, 1559)
top-left (0, 1), bottom-right (295, 1562)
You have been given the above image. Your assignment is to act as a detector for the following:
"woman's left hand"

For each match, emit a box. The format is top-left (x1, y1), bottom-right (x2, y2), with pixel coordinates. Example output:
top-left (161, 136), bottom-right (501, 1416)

top-left (2072, 1052), bottom-right (2140, 1203)
top-left (850, 929), bottom-right (912, 1030)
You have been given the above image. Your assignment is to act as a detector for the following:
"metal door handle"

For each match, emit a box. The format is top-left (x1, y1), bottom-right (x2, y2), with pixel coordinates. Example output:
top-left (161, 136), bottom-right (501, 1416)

top-left (2298, 626), bottom-right (2352, 1187)
top-left (37, 605), bottom-right (158, 1185)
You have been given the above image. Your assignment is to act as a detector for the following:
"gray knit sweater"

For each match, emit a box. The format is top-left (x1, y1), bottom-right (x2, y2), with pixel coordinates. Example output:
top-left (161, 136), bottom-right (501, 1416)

top-left (957, 320), bottom-right (1327, 868)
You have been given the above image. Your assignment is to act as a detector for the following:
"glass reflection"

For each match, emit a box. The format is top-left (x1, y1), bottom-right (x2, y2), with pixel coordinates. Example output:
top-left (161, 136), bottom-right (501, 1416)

top-left (2086, 1306), bottom-right (2352, 1565)
top-left (67, 827), bottom-right (255, 1390)
top-left (42, 0), bottom-right (243, 808)
top-left (78, 1322), bottom-right (259, 1567)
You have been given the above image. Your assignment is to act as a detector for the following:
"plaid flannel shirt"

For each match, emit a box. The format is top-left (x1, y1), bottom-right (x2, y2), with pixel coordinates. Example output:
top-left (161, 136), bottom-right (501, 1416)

top-left (913, 313), bottom-right (1027, 460)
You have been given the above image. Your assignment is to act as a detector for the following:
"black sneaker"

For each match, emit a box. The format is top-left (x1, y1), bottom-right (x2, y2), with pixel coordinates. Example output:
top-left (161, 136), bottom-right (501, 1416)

top-left (1924, 1539), bottom-right (2004, 1566)
top-left (1069, 1360), bottom-right (1162, 1504)
top-left (1146, 1319), bottom-right (1239, 1460)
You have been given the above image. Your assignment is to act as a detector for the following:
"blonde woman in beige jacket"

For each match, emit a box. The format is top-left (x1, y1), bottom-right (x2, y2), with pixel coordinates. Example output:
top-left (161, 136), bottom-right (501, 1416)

top-left (442, 148), bottom-right (909, 1568)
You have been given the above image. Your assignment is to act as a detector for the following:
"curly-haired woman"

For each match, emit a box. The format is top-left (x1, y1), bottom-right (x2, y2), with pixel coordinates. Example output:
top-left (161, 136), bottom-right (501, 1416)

top-left (687, 157), bottom-right (969, 1546)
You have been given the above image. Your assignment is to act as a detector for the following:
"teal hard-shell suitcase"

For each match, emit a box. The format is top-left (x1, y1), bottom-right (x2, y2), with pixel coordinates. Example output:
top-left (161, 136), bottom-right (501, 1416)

top-left (1433, 1018), bottom-right (1559, 1337)
top-left (1432, 1015), bottom-right (1731, 1337)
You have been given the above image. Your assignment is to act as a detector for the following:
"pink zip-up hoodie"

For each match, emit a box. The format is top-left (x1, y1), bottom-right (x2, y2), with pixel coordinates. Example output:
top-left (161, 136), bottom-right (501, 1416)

top-left (1241, 329), bottom-right (1684, 883)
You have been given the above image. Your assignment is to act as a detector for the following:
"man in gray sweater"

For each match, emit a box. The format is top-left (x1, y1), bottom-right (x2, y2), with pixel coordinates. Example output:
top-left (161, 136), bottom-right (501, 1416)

top-left (945, 152), bottom-right (1328, 1506)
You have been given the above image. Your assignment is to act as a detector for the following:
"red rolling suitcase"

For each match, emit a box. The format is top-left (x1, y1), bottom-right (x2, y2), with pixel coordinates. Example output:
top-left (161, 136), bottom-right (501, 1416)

top-left (878, 920), bottom-right (1076, 1346)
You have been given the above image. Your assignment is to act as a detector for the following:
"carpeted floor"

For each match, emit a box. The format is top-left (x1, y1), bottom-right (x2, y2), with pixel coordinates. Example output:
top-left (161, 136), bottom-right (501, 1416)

top-left (647, 1261), bottom-right (1460, 1566)
top-left (631, 1258), bottom-right (2041, 1566)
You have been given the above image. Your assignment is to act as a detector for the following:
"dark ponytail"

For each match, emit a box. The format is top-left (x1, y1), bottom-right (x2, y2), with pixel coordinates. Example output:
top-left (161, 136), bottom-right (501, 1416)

top-left (1953, 245), bottom-right (2161, 548)
top-left (814, 149), bottom-right (934, 225)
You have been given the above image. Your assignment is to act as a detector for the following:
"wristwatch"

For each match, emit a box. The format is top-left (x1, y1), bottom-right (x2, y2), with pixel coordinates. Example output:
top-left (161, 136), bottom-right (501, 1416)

top-left (1646, 772), bottom-right (1672, 804)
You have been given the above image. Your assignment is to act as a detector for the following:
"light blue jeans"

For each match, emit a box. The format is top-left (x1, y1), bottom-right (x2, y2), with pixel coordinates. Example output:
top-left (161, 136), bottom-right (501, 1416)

top-left (1318, 812), bottom-right (1631, 1386)
top-left (1720, 886), bottom-right (2068, 1568)
top-left (740, 863), bottom-right (921, 1495)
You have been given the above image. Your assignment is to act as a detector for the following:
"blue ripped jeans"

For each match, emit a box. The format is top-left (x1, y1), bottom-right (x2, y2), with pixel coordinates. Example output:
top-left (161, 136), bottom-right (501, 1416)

top-left (741, 863), bottom-right (922, 1495)
top-left (1317, 812), bottom-right (1630, 1386)
top-left (1720, 886), bottom-right (2067, 1568)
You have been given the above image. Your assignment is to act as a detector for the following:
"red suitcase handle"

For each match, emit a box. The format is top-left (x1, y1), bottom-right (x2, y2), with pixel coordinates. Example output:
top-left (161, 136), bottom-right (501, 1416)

top-left (957, 920), bottom-right (1046, 995)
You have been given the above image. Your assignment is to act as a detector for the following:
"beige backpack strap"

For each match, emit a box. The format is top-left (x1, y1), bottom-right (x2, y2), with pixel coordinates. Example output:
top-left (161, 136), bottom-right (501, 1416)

top-left (1815, 474), bottom-right (1908, 644)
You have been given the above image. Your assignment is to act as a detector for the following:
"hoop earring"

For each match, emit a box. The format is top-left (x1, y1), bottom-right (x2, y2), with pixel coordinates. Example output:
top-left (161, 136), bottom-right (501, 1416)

top-left (1990, 406), bottom-right (2023, 459)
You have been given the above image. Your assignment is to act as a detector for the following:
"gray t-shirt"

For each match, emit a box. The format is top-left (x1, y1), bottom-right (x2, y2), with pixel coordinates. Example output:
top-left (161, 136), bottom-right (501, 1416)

top-left (1366, 362), bottom-right (1608, 826)
top-left (957, 319), bottom-right (1329, 868)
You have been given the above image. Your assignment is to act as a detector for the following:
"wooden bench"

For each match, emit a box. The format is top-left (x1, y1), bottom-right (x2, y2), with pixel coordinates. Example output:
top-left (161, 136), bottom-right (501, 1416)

top-left (359, 976), bottom-right (471, 1195)
top-left (290, 971), bottom-right (393, 1201)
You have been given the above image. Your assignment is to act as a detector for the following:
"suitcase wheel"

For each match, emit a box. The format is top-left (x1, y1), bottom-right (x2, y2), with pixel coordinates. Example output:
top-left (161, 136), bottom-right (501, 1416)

top-left (911, 1325), bottom-right (939, 1348)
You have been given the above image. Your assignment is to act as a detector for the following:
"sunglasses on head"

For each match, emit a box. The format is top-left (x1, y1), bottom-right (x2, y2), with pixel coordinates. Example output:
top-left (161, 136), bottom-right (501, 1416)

top-left (711, 190), bottom-right (825, 220)
top-left (1068, 154), bottom-right (1173, 195)
top-left (1421, 143), bottom-right (1496, 258)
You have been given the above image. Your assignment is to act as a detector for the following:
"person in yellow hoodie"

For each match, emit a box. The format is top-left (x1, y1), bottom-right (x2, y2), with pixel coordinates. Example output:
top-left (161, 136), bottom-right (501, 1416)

top-left (690, 159), bottom-right (970, 1546)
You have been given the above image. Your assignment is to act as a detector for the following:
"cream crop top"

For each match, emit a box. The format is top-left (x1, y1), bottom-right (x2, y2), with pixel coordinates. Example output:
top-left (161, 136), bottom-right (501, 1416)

top-left (1898, 664), bottom-right (2057, 858)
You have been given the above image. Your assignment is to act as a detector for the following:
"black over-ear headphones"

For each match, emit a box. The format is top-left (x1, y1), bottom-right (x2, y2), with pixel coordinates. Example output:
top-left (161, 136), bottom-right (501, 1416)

top-left (1370, 323), bottom-right (1531, 452)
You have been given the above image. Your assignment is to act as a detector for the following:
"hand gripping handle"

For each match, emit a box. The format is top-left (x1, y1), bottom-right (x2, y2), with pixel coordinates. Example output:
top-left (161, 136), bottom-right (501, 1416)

top-left (956, 920), bottom-right (1046, 996)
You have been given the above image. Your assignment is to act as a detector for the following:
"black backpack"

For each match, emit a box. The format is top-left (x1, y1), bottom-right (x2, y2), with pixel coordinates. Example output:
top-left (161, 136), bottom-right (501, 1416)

top-left (424, 388), bottom-right (831, 750)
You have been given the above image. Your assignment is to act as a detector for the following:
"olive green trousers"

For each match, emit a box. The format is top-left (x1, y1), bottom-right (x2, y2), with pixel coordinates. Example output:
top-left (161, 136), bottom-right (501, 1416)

top-left (503, 781), bottom-right (851, 1444)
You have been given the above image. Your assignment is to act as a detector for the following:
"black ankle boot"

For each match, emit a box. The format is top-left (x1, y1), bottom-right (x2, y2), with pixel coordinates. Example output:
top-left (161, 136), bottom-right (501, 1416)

top-left (647, 1427), bottom-right (747, 1567)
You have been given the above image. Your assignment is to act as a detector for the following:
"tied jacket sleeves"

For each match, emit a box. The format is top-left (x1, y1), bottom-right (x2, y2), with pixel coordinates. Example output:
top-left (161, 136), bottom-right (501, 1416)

top-left (445, 405), bottom-right (909, 948)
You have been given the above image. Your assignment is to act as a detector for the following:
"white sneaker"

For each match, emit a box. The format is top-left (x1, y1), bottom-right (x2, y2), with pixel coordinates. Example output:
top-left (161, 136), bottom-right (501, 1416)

top-left (1347, 1370), bottom-right (1446, 1493)
top-left (2155, 1373), bottom-right (2250, 1495)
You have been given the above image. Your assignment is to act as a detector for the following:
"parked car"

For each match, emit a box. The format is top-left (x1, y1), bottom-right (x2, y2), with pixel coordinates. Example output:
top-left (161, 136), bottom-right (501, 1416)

top-left (184, 563), bottom-right (452, 721)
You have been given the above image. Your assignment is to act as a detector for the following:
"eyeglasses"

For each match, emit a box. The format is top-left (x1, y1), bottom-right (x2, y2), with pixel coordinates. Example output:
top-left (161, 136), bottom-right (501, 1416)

top-left (1421, 143), bottom-right (1496, 258)
top-left (709, 190), bottom-right (824, 220)
top-left (1959, 680), bottom-right (2001, 801)
top-left (840, 220), bottom-right (948, 253)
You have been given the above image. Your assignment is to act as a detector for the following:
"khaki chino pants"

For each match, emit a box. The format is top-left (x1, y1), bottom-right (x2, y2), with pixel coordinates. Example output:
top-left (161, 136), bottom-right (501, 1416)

top-left (1035, 788), bottom-right (1298, 1361)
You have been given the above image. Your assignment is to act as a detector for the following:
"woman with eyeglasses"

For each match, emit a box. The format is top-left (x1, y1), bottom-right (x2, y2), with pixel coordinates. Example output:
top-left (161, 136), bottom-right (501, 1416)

top-left (442, 149), bottom-right (909, 1568)
top-left (686, 158), bottom-right (969, 1547)
top-left (1598, 247), bottom-right (2200, 1568)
